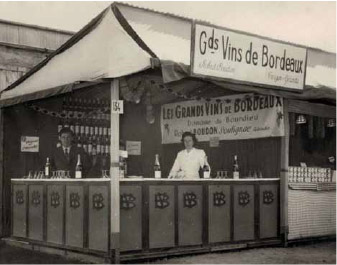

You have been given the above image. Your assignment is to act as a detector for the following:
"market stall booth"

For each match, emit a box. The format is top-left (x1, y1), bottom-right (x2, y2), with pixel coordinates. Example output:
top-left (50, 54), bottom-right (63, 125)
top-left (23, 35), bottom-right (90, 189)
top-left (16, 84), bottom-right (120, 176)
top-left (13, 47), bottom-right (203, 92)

top-left (0, 2), bottom-right (335, 263)
top-left (3, 75), bottom-right (282, 261)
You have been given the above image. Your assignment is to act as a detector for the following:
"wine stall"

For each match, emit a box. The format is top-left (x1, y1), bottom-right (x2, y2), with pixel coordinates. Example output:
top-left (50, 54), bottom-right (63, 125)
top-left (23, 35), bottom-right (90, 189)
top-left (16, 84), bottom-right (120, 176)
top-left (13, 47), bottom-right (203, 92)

top-left (0, 2), bottom-right (335, 263)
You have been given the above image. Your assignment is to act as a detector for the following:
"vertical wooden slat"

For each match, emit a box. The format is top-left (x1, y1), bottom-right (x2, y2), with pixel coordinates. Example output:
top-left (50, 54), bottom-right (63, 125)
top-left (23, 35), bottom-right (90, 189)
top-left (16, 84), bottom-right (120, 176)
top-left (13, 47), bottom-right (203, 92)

top-left (308, 115), bottom-right (314, 139)
top-left (0, 108), bottom-right (3, 236)
top-left (280, 99), bottom-right (289, 246)
top-left (289, 113), bottom-right (296, 136)
top-left (110, 79), bottom-right (120, 263)
top-left (319, 117), bottom-right (326, 139)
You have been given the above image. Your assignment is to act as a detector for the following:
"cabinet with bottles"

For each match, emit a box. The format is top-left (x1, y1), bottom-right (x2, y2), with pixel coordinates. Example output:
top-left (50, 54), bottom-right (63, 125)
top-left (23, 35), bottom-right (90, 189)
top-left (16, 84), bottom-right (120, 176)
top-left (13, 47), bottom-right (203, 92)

top-left (57, 96), bottom-right (111, 166)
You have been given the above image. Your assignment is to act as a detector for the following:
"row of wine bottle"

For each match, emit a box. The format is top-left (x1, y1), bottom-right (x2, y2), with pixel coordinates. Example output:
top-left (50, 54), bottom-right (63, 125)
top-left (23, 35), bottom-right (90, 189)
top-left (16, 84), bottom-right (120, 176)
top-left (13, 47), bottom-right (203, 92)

top-left (62, 97), bottom-right (110, 115)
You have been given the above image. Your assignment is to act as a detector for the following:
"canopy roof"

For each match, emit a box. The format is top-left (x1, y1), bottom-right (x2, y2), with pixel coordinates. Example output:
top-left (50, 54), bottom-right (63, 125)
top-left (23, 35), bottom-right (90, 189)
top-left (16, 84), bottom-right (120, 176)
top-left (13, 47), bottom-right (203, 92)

top-left (0, 2), bottom-right (335, 107)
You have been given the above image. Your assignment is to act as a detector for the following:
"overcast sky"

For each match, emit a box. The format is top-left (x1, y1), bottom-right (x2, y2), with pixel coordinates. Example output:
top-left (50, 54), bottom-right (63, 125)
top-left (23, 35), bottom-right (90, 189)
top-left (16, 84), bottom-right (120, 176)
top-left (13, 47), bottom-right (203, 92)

top-left (0, 1), bottom-right (335, 53)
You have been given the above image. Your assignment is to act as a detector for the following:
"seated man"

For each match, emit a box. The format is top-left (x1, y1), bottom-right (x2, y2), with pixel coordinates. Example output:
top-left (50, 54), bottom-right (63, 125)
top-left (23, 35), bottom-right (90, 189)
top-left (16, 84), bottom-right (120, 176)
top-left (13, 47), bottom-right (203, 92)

top-left (51, 127), bottom-right (90, 178)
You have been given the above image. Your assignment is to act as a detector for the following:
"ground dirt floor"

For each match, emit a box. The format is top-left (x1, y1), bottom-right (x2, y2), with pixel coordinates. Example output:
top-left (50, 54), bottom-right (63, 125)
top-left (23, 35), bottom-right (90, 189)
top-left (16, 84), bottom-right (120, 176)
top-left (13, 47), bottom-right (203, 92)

top-left (0, 239), bottom-right (335, 264)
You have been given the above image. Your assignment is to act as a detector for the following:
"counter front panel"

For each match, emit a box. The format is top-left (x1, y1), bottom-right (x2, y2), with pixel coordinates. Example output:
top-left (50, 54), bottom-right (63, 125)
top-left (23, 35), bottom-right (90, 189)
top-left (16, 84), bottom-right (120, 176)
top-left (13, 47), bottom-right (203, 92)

top-left (208, 185), bottom-right (231, 243)
top-left (11, 178), bottom-right (280, 256)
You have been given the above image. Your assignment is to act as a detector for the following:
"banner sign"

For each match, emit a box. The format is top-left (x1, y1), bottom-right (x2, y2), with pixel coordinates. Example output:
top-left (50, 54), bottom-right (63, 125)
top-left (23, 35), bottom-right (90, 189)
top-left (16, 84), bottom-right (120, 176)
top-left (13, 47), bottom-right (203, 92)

top-left (161, 93), bottom-right (284, 144)
top-left (21, 136), bottom-right (39, 152)
top-left (191, 23), bottom-right (307, 91)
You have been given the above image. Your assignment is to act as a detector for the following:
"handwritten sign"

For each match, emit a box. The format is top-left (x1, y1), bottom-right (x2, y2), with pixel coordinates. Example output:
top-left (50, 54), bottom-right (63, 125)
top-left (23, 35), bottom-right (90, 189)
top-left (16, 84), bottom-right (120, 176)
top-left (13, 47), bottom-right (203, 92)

top-left (111, 100), bottom-right (124, 114)
top-left (191, 23), bottom-right (307, 91)
top-left (126, 141), bottom-right (141, 156)
top-left (161, 93), bottom-right (284, 144)
top-left (21, 136), bottom-right (39, 152)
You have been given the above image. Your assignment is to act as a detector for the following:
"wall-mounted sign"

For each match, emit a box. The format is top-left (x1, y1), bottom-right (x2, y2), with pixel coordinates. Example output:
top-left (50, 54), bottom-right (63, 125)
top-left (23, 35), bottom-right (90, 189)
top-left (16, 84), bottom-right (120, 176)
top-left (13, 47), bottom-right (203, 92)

top-left (191, 23), bottom-right (307, 91)
top-left (126, 141), bottom-right (141, 156)
top-left (21, 136), bottom-right (39, 152)
top-left (161, 93), bottom-right (284, 144)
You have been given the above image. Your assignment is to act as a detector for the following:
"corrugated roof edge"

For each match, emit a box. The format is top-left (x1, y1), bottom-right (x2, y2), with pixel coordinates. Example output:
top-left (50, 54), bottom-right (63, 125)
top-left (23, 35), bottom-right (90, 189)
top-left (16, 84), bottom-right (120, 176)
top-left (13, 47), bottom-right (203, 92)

top-left (116, 1), bottom-right (336, 56)
top-left (0, 18), bottom-right (74, 35)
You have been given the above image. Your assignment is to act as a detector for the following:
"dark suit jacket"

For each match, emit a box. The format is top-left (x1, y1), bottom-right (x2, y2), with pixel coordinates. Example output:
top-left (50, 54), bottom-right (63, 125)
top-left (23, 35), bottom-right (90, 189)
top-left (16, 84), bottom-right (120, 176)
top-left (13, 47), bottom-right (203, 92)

top-left (51, 145), bottom-right (90, 178)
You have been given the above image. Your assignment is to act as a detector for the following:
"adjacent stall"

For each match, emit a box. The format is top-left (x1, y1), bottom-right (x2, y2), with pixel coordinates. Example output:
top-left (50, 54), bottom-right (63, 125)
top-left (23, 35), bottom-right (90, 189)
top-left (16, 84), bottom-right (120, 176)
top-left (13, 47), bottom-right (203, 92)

top-left (0, 2), bottom-right (335, 263)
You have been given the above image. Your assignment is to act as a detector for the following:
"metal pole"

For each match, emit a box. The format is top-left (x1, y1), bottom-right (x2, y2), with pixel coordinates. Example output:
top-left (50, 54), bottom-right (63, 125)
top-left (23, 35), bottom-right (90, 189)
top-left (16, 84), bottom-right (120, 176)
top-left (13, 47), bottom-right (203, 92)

top-left (110, 79), bottom-right (120, 263)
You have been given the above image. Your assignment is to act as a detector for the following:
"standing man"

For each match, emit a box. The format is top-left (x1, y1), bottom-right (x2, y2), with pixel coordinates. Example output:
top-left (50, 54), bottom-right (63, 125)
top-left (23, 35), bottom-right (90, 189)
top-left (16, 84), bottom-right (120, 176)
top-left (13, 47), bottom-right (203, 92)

top-left (52, 127), bottom-right (90, 178)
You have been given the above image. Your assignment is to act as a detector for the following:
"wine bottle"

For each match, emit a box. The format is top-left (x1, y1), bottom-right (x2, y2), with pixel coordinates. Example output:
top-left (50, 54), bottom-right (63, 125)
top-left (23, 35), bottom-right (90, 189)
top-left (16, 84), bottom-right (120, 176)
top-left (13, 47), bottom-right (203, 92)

top-left (154, 154), bottom-right (161, 179)
top-left (87, 136), bottom-right (93, 156)
top-left (45, 157), bottom-right (51, 178)
top-left (203, 156), bottom-right (210, 179)
top-left (75, 154), bottom-right (83, 179)
top-left (233, 155), bottom-right (240, 179)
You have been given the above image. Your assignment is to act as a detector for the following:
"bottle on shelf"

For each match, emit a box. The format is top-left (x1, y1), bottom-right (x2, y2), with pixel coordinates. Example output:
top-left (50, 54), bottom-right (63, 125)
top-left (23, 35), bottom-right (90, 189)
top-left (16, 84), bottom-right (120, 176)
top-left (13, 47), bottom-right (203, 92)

top-left (75, 154), bottom-right (83, 179)
top-left (45, 157), bottom-right (51, 178)
top-left (233, 155), bottom-right (240, 179)
top-left (154, 154), bottom-right (161, 179)
top-left (87, 136), bottom-right (93, 156)
top-left (202, 156), bottom-right (210, 179)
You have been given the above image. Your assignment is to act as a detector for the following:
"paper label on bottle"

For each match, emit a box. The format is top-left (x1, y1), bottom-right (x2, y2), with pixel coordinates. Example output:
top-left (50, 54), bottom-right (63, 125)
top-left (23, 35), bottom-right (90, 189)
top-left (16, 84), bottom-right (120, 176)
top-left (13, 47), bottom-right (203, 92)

top-left (95, 127), bottom-right (99, 135)
top-left (155, 171), bottom-right (161, 179)
top-left (45, 167), bottom-right (49, 177)
top-left (75, 171), bottom-right (82, 179)
top-left (233, 172), bottom-right (240, 179)
top-left (80, 126), bottom-right (85, 134)
top-left (85, 126), bottom-right (89, 134)
top-left (99, 127), bottom-right (103, 135)
top-left (90, 127), bottom-right (94, 135)
top-left (203, 171), bottom-right (210, 179)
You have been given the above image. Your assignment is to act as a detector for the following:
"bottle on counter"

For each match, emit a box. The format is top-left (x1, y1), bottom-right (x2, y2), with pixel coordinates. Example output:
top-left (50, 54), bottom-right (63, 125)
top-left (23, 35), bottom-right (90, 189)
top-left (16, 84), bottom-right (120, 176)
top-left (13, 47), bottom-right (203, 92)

top-left (45, 157), bottom-right (51, 178)
top-left (75, 154), bottom-right (83, 179)
top-left (154, 154), bottom-right (161, 179)
top-left (233, 155), bottom-right (240, 179)
top-left (203, 156), bottom-right (210, 179)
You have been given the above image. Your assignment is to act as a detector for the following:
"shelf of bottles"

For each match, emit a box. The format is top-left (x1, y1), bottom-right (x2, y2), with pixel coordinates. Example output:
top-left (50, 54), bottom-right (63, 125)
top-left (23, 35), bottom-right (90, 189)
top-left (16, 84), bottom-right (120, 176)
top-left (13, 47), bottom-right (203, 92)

top-left (57, 97), bottom-right (111, 159)
top-left (288, 166), bottom-right (332, 183)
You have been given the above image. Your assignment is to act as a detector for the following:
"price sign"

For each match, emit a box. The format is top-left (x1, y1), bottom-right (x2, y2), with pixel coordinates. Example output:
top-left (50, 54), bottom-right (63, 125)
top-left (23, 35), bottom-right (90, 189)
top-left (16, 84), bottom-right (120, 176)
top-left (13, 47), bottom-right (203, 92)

top-left (111, 100), bottom-right (124, 114)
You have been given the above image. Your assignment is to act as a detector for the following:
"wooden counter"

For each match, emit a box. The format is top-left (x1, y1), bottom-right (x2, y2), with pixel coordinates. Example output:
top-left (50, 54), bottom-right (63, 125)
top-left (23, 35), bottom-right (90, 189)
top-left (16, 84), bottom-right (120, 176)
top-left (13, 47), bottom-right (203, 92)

top-left (11, 178), bottom-right (280, 259)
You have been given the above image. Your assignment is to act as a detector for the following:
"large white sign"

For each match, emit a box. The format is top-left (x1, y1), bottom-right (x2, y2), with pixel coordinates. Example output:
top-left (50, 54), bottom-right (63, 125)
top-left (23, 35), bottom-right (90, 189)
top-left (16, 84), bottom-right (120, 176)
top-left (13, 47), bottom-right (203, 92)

top-left (161, 94), bottom-right (284, 144)
top-left (192, 23), bottom-right (307, 91)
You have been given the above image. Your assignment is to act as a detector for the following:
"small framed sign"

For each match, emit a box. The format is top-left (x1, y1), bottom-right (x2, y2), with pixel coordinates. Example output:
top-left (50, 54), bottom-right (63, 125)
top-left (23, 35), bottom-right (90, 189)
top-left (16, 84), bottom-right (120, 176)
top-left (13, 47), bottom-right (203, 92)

top-left (21, 136), bottom-right (39, 152)
top-left (111, 100), bottom-right (124, 114)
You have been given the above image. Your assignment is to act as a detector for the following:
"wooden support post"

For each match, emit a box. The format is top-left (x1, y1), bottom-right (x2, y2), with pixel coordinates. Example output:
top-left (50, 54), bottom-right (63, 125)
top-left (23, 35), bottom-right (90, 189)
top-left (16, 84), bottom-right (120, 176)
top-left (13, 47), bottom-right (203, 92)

top-left (0, 108), bottom-right (3, 237)
top-left (280, 99), bottom-right (289, 247)
top-left (110, 79), bottom-right (120, 264)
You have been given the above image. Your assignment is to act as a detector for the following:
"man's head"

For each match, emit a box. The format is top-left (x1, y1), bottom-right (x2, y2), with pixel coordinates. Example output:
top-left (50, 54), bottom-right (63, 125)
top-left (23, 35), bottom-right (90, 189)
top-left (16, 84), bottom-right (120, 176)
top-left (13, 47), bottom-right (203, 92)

top-left (181, 131), bottom-right (197, 151)
top-left (59, 127), bottom-right (74, 148)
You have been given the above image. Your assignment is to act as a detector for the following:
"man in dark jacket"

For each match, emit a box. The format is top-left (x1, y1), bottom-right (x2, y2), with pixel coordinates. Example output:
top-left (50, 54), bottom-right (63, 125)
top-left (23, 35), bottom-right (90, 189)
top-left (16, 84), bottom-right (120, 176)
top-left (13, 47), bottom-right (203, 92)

top-left (52, 127), bottom-right (90, 178)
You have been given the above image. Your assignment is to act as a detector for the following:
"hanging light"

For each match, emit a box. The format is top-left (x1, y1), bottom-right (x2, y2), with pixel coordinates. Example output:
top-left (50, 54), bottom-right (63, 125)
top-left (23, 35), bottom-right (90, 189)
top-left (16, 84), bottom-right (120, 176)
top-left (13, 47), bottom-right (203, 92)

top-left (327, 118), bottom-right (336, 128)
top-left (296, 114), bottom-right (307, 124)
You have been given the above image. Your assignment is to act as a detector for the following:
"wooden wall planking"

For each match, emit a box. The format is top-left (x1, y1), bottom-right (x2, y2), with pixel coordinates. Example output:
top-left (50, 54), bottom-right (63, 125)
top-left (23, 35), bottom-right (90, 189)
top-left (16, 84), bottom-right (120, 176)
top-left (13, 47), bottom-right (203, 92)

top-left (0, 108), bottom-right (3, 236)
top-left (0, 20), bottom-right (72, 51)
